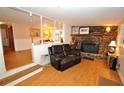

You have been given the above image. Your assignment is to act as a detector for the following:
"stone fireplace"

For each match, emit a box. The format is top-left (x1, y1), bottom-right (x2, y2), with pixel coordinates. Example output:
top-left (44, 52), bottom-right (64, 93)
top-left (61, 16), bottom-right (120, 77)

top-left (71, 26), bottom-right (118, 58)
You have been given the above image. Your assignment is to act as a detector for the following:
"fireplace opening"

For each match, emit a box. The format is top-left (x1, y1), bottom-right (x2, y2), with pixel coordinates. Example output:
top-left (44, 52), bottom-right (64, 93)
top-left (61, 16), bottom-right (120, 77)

top-left (81, 40), bottom-right (99, 54)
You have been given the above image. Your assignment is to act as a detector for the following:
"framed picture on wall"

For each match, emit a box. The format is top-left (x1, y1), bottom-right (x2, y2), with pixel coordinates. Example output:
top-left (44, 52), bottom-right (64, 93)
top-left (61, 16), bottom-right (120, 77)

top-left (71, 26), bottom-right (79, 34)
top-left (80, 27), bottom-right (89, 34)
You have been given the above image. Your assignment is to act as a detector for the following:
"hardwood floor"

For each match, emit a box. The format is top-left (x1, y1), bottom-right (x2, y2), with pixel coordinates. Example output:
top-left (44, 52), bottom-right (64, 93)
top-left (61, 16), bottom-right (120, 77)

top-left (3, 47), bottom-right (32, 70)
top-left (16, 58), bottom-right (122, 86)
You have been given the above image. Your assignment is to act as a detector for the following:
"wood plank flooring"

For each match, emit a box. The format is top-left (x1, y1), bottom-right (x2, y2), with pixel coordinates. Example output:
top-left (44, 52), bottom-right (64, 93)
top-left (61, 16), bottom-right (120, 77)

top-left (3, 47), bottom-right (32, 70)
top-left (16, 58), bottom-right (122, 86)
top-left (0, 64), bottom-right (42, 86)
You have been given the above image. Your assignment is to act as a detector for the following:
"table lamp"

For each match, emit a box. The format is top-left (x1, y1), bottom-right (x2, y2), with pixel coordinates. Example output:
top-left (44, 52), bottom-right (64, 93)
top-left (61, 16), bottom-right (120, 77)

top-left (108, 40), bottom-right (116, 53)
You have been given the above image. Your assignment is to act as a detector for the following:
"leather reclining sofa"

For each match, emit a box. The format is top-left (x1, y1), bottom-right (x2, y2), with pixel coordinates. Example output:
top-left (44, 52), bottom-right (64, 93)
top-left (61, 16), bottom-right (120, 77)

top-left (48, 44), bottom-right (81, 71)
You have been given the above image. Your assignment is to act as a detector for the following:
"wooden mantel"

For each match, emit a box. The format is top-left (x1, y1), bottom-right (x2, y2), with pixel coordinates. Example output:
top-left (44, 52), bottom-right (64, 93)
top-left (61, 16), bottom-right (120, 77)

top-left (71, 31), bottom-right (117, 37)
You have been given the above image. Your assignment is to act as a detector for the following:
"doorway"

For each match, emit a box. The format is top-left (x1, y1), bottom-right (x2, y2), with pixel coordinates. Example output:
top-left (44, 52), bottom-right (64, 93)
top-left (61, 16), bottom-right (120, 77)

top-left (1, 24), bottom-right (15, 51)
top-left (1, 23), bottom-right (32, 70)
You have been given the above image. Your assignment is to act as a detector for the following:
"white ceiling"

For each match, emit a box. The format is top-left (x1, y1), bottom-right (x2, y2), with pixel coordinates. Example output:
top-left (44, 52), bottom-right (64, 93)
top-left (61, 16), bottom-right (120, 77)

top-left (1, 7), bottom-right (124, 26)
top-left (0, 8), bottom-right (30, 24)
top-left (21, 7), bottom-right (124, 26)
top-left (0, 8), bottom-right (40, 27)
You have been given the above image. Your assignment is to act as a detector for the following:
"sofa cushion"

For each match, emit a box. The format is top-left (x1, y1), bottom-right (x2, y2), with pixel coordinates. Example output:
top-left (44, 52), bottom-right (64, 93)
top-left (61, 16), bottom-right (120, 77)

top-left (55, 53), bottom-right (65, 58)
top-left (63, 44), bottom-right (72, 56)
top-left (60, 55), bottom-right (79, 65)
top-left (52, 45), bottom-right (64, 56)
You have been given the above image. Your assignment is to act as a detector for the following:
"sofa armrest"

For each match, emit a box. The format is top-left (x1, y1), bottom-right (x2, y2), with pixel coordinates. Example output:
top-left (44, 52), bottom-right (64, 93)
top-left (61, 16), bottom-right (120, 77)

top-left (50, 55), bottom-right (62, 70)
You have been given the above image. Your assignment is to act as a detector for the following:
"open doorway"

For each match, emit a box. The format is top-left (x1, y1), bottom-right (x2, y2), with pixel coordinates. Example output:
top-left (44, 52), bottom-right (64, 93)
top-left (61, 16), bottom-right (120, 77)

top-left (1, 24), bottom-right (15, 51)
top-left (0, 8), bottom-right (34, 71)
top-left (1, 23), bottom-right (32, 70)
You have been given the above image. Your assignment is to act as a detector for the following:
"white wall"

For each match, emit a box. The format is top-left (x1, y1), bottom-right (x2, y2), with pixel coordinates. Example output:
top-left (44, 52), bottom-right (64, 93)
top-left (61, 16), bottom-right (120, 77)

top-left (0, 26), bottom-right (6, 75)
top-left (12, 23), bottom-right (32, 51)
top-left (63, 23), bottom-right (72, 44)
top-left (118, 23), bottom-right (124, 84)
top-left (118, 47), bottom-right (124, 84)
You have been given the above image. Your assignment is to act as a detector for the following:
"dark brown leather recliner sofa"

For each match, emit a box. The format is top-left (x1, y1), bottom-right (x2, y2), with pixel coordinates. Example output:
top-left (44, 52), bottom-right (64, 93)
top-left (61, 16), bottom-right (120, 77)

top-left (48, 44), bottom-right (81, 71)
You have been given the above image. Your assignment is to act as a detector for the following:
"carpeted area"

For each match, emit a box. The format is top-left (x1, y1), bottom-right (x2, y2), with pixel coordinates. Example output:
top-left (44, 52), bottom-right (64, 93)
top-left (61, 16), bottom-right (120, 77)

top-left (99, 76), bottom-right (123, 86)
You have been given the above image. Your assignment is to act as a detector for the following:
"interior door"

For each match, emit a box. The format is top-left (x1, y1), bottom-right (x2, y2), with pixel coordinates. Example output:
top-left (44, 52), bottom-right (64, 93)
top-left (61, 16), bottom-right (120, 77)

top-left (7, 26), bottom-right (15, 51)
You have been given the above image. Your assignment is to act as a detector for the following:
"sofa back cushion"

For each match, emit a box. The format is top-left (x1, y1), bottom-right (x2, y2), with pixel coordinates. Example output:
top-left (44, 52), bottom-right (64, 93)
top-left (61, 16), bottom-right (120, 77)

top-left (51, 45), bottom-right (64, 56)
top-left (63, 44), bottom-right (71, 56)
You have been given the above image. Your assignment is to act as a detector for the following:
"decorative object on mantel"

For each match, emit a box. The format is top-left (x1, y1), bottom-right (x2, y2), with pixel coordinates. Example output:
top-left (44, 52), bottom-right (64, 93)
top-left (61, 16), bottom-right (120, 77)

top-left (108, 40), bottom-right (117, 53)
top-left (71, 26), bottom-right (118, 36)
top-left (71, 26), bottom-right (79, 35)
top-left (106, 26), bottom-right (111, 32)
top-left (80, 27), bottom-right (89, 34)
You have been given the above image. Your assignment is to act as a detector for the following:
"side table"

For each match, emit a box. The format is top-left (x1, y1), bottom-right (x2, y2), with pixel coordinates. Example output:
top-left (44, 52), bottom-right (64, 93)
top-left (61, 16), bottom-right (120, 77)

top-left (107, 52), bottom-right (118, 70)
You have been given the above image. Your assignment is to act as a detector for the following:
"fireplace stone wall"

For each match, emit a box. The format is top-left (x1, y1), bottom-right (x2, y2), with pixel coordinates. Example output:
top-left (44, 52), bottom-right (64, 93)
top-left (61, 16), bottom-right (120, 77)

top-left (71, 26), bottom-right (118, 56)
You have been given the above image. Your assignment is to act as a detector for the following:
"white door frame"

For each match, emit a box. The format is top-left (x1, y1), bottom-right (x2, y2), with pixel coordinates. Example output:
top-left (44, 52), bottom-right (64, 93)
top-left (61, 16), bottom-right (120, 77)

top-left (0, 25), bottom-right (7, 75)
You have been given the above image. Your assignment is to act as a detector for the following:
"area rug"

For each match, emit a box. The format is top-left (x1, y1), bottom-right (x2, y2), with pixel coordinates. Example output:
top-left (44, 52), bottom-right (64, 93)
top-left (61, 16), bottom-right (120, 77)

top-left (99, 76), bottom-right (123, 86)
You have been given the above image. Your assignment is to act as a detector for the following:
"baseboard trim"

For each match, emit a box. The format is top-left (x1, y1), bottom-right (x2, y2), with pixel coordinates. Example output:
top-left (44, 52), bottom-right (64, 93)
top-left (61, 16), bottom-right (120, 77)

top-left (0, 63), bottom-right (37, 79)
top-left (118, 70), bottom-right (124, 85)
top-left (5, 68), bottom-right (43, 86)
